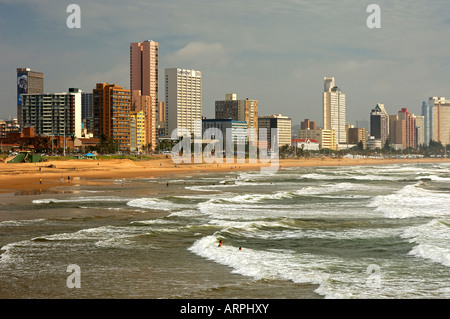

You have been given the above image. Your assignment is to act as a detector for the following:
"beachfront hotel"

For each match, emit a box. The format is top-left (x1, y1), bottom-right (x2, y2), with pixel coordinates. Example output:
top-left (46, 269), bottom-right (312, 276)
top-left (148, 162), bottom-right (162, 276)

top-left (165, 68), bottom-right (202, 137)
top-left (323, 77), bottom-right (346, 145)
top-left (215, 94), bottom-right (258, 141)
top-left (93, 83), bottom-right (131, 151)
top-left (297, 128), bottom-right (337, 150)
top-left (20, 89), bottom-right (82, 138)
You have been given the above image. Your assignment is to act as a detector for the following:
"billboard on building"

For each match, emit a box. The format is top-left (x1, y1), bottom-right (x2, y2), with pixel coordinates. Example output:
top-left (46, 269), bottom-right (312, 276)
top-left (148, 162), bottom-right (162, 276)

top-left (17, 73), bottom-right (28, 105)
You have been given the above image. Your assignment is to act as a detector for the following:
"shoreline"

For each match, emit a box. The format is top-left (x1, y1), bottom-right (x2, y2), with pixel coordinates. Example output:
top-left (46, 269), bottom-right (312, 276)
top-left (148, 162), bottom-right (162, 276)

top-left (0, 156), bottom-right (449, 193)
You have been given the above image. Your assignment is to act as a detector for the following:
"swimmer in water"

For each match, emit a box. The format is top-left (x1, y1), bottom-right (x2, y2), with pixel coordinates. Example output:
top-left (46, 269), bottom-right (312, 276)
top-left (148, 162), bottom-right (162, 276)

top-left (218, 240), bottom-right (223, 247)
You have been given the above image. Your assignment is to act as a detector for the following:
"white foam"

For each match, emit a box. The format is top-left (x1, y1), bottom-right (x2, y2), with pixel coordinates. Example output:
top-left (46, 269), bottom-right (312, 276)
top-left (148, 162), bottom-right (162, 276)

top-left (0, 219), bottom-right (46, 227)
top-left (32, 196), bottom-right (131, 204)
top-left (402, 219), bottom-right (450, 267)
top-left (126, 198), bottom-right (190, 211)
top-left (368, 182), bottom-right (450, 218)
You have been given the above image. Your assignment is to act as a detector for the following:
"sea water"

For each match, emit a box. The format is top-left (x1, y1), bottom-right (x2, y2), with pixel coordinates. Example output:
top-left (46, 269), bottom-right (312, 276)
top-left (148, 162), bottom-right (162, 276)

top-left (0, 163), bottom-right (449, 299)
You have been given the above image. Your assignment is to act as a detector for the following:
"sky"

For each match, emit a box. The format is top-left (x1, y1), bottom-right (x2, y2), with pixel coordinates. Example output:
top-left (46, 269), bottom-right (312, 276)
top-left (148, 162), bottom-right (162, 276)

top-left (1, 0), bottom-right (450, 127)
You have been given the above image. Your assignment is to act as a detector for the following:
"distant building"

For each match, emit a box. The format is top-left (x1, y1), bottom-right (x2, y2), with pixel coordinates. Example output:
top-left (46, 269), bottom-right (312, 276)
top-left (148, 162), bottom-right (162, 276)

top-left (93, 83), bottom-right (131, 151)
top-left (301, 119), bottom-right (317, 130)
top-left (389, 114), bottom-right (406, 150)
top-left (427, 97), bottom-right (450, 146)
top-left (291, 138), bottom-right (320, 151)
top-left (258, 114), bottom-right (292, 148)
top-left (347, 127), bottom-right (368, 149)
top-left (323, 77), bottom-right (346, 144)
top-left (80, 91), bottom-right (93, 136)
top-left (202, 119), bottom-right (248, 145)
top-left (165, 68), bottom-right (202, 137)
top-left (367, 136), bottom-right (382, 149)
top-left (130, 110), bottom-right (146, 152)
top-left (215, 93), bottom-right (258, 141)
top-left (297, 128), bottom-right (337, 150)
top-left (17, 67), bottom-right (44, 129)
top-left (415, 115), bottom-right (425, 147)
top-left (21, 89), bottom-right (82, 138)
top-left (398, 108), bottom-right (417, 149)
top-left (370, 103), bottom-right (389, 147)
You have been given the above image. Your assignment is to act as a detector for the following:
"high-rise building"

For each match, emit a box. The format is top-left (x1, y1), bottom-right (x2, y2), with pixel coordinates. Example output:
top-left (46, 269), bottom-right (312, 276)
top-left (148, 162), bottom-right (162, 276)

top-left (130, 41), bottom-right (159, 150)
top-left (131, 90), bottom-right (156, 151)
top-left (370, 103), bottom-right (389, 147)
top-left (427, 97), bottom-right (450, 146)
top-left (165, 68), bottom-right (202, 137)
top-left (422, 101), bottom-right (432, 146)
top-left (130, 110), bottom-right (146, 152)
top-left (415, 115), bottom-right (425, 147)
top-left (389, 114), bottom-right (406, 150)
top-left (258, 114), bottom-right (292, 147)
top-left (130, 40), bottom-right (158, 107)
top-left (21, 90), bottom-right (82, 138)
top-left (398, 108), bottom-right (417, 149)
top-left (81, 91), bottom-right (93, 136)
top-left (17, 68), bottom-right (44, 129)
top-left (301, 119), bottom-right (317, 130)
top-left (157, 101), bottom-right (165, 136)
top-left (323, 77), bottom-right (346, 144)
top-left (93, 83), bottom-right (131, 151)
top-left (215, 93), bottom-right (258, 140)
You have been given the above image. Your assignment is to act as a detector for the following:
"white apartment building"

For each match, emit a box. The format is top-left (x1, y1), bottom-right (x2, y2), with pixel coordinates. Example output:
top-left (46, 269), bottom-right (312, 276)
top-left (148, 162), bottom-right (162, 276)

top-left (165, 68), bottom-right (202, 137)
top-left (323, 77), bottom-right (346, 144)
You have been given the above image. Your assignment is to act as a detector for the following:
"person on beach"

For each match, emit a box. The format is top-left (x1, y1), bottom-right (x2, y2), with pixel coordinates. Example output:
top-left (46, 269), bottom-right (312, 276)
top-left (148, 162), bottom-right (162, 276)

top-left (68, 176), bottom-right (71, 183)
top-left (39, 178), bottom-right (42, 185)
top-left (166, 181), bottom-right (169, 187)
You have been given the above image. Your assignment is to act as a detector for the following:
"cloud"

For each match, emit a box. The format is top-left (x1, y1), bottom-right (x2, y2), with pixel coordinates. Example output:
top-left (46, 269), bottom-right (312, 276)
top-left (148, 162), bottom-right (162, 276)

top-left (164, 42), bottom-right (231, 70)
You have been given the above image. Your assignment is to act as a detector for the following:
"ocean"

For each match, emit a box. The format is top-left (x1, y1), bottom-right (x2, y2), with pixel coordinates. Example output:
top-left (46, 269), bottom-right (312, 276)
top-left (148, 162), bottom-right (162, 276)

top-left (0, 162), bottom-right (449, 299)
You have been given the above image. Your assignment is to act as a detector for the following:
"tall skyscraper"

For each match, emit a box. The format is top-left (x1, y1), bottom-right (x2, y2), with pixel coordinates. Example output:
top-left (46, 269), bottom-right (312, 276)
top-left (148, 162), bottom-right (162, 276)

top-left (93, 83), bottom-right (131, 151)
top-left (215, 93), bottom-right (258, 140)
top-left (398, 108), bottom-right (417, 149)
top-left (422, 101), bottom-right (432, 146)
top-left (323, 77), bottom-right (346, 144)
top-left (130, 40), bottom-right (159, 149)
top-left (165, 68), bottom-right (202, 137)
top-left (389, 114), bottom-right (406, 150)
top-left (370, 103), bottom-right (389, 147)
top-left (416, 115), bottom-right (425, 147)
top-left (17, 67), bottom-right (44, 129)
top-left (130, 40), bottom-right (159, 106)
top-left (80, 91), bottom-right (93, 136)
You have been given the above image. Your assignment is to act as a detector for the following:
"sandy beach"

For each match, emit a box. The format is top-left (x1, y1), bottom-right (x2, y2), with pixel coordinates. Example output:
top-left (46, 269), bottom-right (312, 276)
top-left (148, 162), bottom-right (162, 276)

top-left (0, 156), bottom-right (448, 193)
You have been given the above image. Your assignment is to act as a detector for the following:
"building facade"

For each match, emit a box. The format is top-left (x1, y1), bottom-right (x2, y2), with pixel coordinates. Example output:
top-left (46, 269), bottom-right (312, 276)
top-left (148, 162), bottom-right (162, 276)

top-left (297, 128), bottom-right (337, 150)
top-left (21, 90), bottom-right (82, 138)
top-left (93, 83), bottom-right (131, 151)
top-left (427, 97), bottom-right (450, 146)
top-left (323, 77), bottom-right (346, 144)
top-left (347, 127), bottom-right (368, 149)
top-left (215, 93), bottom-right (258, 140)
top-left (81, 91), bottom-right (93, 136)
top-left (258, 114), bottom-right (292, 148)
top-left (17, 67), bottom-right (44, 129)
top-left (370, 103), bottom-right (389, 147)
top-left (398, 108), bottom-right (417, 149)
top-left (301, 119), bottom-right (317, 130)
top-left (202, 119), bottom-right (248, 145)
top-left (165, 68), bottom-right (202, 137)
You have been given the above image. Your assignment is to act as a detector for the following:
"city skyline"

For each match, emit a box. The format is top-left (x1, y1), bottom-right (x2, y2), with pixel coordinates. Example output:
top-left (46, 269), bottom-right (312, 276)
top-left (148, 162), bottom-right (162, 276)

top-left (1, 1), bottom-right (450, 125)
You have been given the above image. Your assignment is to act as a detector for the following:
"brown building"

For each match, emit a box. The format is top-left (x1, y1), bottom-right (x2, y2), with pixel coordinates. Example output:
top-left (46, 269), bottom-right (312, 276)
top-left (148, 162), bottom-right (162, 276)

top-left (389, 114), bottom-right (407, 150)
top-left (398, 108), bottom-right (417, 149)
top-left (301, 119), bottom-right (317, 130)
top-left (347, 127), bottom-right (368, 149)
top-left (93, 83), bottom-right (131, 152)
